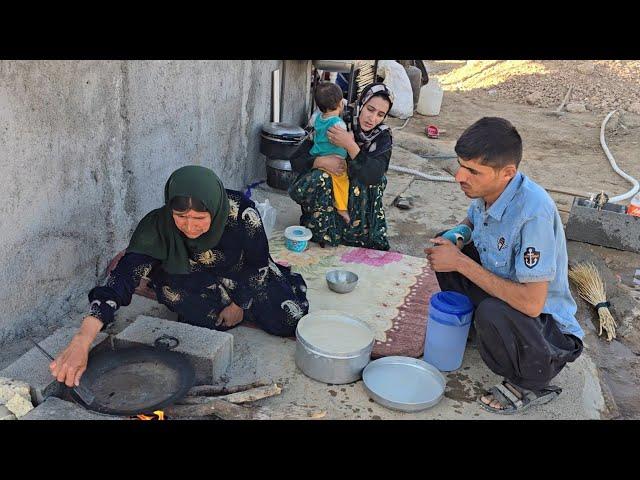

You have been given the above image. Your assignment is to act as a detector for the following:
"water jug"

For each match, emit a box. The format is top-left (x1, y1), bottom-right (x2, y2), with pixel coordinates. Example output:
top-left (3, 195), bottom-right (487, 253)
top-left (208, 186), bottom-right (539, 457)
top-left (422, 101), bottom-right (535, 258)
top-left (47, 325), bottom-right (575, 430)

top-left (423, 291), bottom-right (474, 371)
top-left (417, 78), bottom-right (444, 116)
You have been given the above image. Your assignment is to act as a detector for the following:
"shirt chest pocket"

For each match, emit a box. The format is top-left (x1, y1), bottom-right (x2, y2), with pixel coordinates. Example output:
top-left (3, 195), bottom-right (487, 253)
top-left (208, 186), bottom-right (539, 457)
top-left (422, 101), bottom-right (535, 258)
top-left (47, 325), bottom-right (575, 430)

top-left (486, 244), bottom-right (512, 276)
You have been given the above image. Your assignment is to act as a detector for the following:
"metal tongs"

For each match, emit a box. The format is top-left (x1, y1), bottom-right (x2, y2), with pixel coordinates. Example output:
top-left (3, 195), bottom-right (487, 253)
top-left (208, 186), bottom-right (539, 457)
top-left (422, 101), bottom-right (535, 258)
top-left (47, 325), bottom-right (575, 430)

top-left (29, 338), bottom-right (95, 405)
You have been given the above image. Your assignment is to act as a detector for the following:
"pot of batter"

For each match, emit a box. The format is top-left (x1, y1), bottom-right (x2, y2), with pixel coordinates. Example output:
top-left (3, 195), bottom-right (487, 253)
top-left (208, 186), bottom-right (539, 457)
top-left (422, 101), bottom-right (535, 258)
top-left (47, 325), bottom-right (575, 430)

top-left (294, 310), bottom-right (374, 384)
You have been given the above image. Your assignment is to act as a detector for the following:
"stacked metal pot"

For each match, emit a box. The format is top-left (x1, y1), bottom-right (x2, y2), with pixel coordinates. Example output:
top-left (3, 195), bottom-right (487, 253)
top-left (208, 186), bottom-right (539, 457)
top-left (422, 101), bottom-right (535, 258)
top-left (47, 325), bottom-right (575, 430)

top-left (260, 122), bottom-right (308, 191)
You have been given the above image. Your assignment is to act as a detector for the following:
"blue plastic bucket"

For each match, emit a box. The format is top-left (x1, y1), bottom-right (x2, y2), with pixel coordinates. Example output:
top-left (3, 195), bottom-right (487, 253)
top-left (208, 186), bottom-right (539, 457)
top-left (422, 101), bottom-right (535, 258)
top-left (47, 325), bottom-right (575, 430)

top-left (423, 291), bottom-right (474, 372)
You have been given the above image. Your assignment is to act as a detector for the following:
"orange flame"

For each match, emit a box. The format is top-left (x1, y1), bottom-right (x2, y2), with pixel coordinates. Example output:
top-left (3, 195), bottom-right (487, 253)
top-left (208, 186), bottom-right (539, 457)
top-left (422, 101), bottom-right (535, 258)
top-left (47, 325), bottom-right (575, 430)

top-left (134, 410), bottom-right (165, 420)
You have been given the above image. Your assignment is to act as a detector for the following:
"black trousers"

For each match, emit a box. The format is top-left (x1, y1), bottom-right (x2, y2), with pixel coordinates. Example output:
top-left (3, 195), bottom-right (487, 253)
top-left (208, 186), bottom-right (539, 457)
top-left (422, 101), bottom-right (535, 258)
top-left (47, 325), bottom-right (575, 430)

top-left (435, 242), bottom-right (583, 391)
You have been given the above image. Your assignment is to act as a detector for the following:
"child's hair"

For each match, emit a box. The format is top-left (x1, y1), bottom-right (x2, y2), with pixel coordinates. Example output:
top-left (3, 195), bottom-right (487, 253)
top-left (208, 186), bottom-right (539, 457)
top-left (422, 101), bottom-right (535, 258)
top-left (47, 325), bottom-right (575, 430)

top-left (455, 117), bottom-right (523, 169)
top-left (314, 82), bottom-right (344, 113)
top-left (169, 196), bottom-right (208, 213)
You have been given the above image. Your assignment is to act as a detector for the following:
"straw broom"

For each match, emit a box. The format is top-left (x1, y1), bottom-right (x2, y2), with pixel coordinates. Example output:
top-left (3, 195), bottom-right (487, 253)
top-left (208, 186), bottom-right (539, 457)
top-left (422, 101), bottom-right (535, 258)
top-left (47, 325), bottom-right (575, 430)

top-left (568, 262), bottom-right (617, 341)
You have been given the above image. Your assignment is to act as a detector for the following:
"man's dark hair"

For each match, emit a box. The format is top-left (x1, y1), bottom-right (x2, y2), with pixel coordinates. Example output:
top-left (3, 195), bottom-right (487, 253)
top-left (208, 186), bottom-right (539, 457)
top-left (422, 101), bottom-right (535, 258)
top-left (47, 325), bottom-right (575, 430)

top-left (314, 82), bottom-right (344, 113)
top-left (169, 196), bottom-right (208, 213)
top-left (454, 117), bottom-right (523, 169)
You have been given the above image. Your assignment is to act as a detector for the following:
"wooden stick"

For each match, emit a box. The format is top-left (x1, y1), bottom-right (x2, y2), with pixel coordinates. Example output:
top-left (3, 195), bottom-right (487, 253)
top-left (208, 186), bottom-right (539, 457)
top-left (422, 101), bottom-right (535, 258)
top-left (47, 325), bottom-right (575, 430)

top-left (164, 398), bottom-right (257, 420)
top-left (556, 85), bottom-right (573, 113)
top-left (179, 384), bottom-right (282, 405)
top-left (186, 379), bottom-right (271, 397)
top-left (165, 399), bottom-right (326, 420)
top-left (544, 186), bottom-right (590, 198)
top-left (251, 404), bottom-right (327, 420)
top-left (544, 85), bottom-right (573, 117)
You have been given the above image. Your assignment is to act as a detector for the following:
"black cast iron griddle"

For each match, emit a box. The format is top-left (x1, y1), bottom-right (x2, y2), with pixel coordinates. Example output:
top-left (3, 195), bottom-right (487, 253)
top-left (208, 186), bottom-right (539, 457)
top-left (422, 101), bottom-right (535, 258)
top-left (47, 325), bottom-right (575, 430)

top-left (67, 336), bottom-right (195, 416)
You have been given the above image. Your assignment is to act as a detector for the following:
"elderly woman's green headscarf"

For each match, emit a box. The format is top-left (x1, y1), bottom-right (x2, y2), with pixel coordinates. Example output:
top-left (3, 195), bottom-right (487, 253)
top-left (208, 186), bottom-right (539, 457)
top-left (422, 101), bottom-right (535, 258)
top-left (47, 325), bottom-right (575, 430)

top-left (127, 165), bottom-right (230, 275)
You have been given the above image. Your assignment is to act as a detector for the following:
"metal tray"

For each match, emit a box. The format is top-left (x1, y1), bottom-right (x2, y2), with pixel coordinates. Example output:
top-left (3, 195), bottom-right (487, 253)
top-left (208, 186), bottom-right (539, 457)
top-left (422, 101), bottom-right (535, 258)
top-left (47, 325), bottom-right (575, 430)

top-left (362, 356), bottom-right (446, 412)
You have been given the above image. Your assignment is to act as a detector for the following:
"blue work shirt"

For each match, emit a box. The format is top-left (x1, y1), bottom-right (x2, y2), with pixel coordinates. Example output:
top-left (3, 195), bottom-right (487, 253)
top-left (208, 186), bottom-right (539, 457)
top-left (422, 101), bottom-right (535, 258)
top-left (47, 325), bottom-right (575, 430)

top-left (467, 172), bottom-right (584, 339)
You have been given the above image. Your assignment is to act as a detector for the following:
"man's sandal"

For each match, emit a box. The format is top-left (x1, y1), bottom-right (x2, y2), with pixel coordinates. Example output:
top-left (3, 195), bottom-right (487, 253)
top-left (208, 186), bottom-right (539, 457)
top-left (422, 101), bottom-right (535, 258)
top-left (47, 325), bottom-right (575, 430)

top-left (478, 380), bottom-right (562, 415)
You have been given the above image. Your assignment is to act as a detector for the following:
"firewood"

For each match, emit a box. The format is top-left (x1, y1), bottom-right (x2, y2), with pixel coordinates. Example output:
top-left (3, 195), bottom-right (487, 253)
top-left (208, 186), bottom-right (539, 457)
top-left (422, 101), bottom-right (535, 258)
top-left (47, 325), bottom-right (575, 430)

top-left (186, 379), bottom-right (271, 396)
top-left (164, 399), bottom-right (326, 420)
top-left (253, 404), bottom-right (327, 420)
top-left (164, 398), bottom-right (257, 420)
top-left (178, 384), bottom-right (282, 405)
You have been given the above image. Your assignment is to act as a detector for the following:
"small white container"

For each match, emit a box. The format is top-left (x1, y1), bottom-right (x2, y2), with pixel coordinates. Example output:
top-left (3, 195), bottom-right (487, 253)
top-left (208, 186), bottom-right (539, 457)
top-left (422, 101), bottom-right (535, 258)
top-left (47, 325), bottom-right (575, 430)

top-left (417, 78), bottom-right (444, 116)
top-left (284, 225), bottom-right (313, 252)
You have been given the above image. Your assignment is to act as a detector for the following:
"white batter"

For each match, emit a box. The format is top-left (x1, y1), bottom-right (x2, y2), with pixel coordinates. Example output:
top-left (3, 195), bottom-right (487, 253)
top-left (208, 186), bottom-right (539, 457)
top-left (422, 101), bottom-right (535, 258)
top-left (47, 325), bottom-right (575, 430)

top-left (298, 313), bottom-right (373, 354)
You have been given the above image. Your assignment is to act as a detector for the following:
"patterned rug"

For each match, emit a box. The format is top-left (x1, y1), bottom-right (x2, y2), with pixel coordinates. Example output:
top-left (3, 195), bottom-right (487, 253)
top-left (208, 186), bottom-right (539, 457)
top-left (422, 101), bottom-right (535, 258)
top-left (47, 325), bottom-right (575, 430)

top-left (270, 234), bottom-right (440, 358)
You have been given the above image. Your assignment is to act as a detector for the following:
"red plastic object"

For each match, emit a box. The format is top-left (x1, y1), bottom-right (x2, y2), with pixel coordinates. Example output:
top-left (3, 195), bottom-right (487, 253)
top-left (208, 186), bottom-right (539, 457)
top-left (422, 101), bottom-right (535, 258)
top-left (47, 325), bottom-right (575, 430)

top-left (426, 125), bottom-right (439, 139)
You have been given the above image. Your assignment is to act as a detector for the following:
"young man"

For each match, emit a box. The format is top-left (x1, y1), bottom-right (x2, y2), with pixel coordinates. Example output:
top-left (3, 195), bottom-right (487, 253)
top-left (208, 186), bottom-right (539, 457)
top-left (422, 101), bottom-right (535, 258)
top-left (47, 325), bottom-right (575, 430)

top-left (425, 117), bottom-right (584, 414)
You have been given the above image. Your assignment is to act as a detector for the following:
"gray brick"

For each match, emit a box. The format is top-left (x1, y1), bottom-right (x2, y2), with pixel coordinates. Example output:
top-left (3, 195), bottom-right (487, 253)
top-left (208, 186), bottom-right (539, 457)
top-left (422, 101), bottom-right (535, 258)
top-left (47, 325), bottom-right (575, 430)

top-left (114, 316), bottom-right (233, 385)
top-left (566, 198), bottom-right (640, 254)
top-left (0, 327), bottom-right (108, 405)
top-left (21, 397), bottom-right (123, 420)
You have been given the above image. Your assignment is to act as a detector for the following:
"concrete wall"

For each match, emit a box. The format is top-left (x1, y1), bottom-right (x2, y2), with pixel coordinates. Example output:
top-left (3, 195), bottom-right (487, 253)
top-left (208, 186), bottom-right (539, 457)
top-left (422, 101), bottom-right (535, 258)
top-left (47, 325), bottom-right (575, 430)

top-left (0, 60), bottom-right (310, 343)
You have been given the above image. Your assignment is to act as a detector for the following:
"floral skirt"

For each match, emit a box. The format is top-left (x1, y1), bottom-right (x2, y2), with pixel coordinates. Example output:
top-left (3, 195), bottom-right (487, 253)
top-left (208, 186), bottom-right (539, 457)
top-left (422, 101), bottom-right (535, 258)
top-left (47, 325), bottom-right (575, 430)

top-left (289, 169), bottom-right (389, 251)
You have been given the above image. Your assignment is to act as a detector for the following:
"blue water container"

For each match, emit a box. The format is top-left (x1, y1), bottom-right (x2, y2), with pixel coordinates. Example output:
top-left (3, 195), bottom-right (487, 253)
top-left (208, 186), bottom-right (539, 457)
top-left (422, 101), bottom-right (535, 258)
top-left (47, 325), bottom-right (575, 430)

top-left (423, 291), bottom-right (474, 372)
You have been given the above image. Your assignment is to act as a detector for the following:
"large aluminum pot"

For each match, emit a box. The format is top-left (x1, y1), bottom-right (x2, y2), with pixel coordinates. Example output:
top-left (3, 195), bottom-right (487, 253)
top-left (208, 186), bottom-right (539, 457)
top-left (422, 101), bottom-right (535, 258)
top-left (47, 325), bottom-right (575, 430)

top-left (266, 158), bottom-right (297, 191)
top-left (260, 122), bottom-right (308, 159)
top-left (295, 310), bottom-right (374, 384)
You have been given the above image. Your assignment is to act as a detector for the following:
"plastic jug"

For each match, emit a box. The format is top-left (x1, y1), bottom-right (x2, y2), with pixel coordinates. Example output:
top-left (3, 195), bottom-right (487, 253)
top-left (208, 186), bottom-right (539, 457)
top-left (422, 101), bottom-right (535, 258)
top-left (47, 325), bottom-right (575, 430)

top-left (417, 78), bottom-right (444, 116)
top-left (423, 291), bottom-right (474, 372)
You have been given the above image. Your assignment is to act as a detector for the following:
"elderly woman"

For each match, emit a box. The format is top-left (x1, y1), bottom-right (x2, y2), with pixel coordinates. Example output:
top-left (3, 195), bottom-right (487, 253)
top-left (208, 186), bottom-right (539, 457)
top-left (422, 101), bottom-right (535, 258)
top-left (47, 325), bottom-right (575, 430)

top-left (51, 165), bottom-right (309, 387)
top-left (289, 82), bottom-right (394, 251)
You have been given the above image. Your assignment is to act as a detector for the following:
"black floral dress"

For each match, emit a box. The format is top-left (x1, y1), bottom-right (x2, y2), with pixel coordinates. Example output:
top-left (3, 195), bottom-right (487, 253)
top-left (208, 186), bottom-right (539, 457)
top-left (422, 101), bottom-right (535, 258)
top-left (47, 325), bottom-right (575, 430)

top-left (88, 190), bottom-right (309, 337)
top-left (289, 133), bottom-right (392, 251)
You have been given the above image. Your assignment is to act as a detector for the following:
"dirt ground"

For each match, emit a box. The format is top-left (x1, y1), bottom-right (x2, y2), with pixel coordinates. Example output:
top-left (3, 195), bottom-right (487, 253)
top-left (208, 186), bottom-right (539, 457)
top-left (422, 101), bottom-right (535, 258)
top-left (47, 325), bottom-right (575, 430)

top-left (383, 60), bottom-right (640, 419)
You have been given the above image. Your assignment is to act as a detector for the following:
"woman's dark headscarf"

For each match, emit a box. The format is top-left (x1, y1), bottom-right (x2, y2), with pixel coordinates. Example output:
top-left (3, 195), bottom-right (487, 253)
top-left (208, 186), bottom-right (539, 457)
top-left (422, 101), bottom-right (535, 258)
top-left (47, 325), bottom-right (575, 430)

top-left (351, 82), bottom-right (394, 153)
top-left (127, 165), bottom-right (230, 275)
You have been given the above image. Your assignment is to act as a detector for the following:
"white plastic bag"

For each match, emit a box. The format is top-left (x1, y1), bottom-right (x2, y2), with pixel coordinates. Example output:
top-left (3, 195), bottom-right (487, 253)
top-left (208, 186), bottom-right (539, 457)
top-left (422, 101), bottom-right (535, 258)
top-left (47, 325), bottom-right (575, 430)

top-left (255, 198), bottom-right (277, 239)
top-left (377, 60), bottom-right (414, 119)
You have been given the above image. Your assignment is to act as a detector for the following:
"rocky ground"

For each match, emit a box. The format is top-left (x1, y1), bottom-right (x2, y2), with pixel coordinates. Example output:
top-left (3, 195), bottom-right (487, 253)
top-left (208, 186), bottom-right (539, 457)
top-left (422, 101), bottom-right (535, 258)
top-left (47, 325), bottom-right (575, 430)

top-left (432, 60), bottom-right (640, 114)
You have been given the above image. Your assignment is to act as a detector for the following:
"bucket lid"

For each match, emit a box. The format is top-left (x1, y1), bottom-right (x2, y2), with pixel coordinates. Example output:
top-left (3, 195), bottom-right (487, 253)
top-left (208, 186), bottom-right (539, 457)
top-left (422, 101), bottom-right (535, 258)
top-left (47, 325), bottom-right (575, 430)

top-left (262, 122), bottom-right (306, 139)
top-left (285, 225), bottom-right (312, 241)
top-left (430, 291), bottom-right (473, 316)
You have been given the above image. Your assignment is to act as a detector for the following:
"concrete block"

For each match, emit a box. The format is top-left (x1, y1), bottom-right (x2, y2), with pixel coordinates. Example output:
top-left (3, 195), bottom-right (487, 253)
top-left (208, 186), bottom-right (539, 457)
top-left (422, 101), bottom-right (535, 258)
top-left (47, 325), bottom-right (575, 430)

top-left (20, 397), bottom-right (122, 420)
top-left (566, 198), bottom-right (640, 253)
top-left (0, 327), bottom-right (108, 405)
top-left (114, 316), bottom-right (233, 385)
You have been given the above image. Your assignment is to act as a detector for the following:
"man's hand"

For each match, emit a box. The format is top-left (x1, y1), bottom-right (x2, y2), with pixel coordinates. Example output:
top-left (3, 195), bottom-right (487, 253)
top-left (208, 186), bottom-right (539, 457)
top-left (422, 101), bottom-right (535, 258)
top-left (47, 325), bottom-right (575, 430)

top-left (424, 237), bottom-right (465, 272)
top-left (313, 155), bottom-right (346, 176)
top-left (216, 302), bottom-right (244, 328)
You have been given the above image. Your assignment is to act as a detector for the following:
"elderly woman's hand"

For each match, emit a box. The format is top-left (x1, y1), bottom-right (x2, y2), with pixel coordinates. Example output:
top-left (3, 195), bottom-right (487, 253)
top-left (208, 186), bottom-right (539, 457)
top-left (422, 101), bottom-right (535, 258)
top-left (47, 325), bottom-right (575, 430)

top-left (49, 317), bottom-right (100, 387)
top-left (216, 302), bottom-right (244, 328)
top-left (313, 155), bottom-right (347, 176)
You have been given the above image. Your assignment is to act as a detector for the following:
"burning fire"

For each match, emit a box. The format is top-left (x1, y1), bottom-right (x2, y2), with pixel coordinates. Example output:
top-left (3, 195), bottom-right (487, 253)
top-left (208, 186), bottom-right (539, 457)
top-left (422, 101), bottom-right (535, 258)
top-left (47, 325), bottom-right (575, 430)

top-left (135, 410), bottom-right (165, 420)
